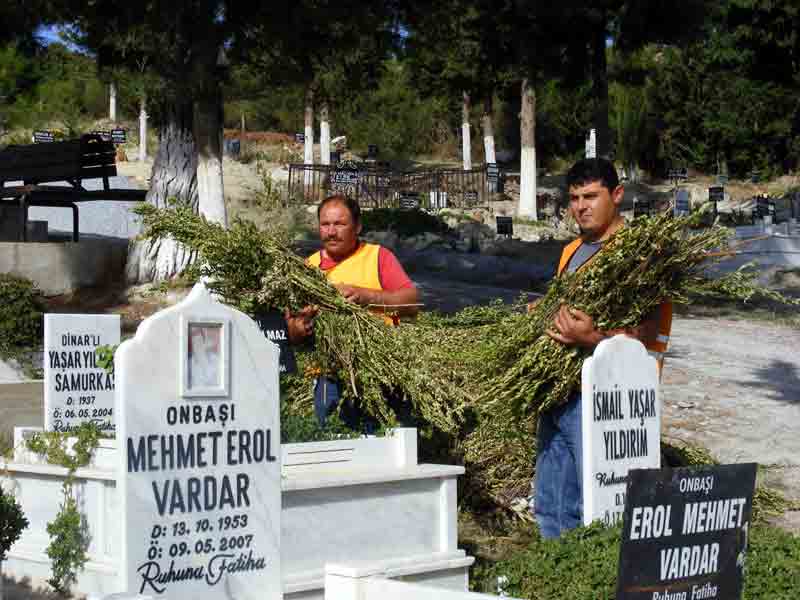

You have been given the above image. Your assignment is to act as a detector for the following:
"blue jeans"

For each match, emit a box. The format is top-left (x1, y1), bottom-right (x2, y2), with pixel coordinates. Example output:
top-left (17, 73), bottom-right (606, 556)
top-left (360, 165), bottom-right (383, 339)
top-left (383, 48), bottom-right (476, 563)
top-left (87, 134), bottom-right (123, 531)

top-left (313, 376), bottom-right (378, 434)
top-left (532, 392), bottom-right (583, 539)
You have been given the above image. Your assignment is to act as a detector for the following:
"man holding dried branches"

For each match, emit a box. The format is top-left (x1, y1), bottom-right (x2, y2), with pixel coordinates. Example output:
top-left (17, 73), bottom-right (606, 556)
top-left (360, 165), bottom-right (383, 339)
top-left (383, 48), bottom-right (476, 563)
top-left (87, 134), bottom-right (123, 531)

top-left (533, 158), bottom-right (673, 538)
top-left (287, 193), bottom-right (419, 427)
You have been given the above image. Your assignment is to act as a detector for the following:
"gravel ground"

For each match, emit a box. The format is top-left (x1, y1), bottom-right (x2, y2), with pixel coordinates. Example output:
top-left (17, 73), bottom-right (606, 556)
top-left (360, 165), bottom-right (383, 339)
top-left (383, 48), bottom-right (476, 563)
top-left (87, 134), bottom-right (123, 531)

top-left (661, 315), bottom-right (800, 531)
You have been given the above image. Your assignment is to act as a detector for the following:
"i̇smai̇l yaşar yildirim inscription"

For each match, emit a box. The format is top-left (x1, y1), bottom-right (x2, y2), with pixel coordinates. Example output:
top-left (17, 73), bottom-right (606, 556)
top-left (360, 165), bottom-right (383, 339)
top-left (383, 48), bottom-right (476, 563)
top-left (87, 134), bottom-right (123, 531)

top-left (116, 283), bottom-right (282, 600)
top-left (581, 335), bottom-right (661, 527)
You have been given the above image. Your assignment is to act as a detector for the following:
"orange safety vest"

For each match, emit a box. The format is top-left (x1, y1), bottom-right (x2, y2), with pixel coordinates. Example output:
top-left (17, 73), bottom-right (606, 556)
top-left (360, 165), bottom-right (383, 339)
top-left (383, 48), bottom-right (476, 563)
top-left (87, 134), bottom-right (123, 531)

top-left (558, 237), bottom-right (672, 361)
top-left (307, 243), bottom-right (398, 326)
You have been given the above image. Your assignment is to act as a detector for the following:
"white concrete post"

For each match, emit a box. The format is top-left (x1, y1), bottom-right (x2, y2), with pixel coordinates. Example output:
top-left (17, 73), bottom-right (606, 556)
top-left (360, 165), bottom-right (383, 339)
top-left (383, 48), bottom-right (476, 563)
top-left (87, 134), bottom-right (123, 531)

top-left (320, 101), bottom-right (331, 166)
top-left (138, 98), bottom-right (147, 161)
top-left (109, 82), bottom-right (117, 122)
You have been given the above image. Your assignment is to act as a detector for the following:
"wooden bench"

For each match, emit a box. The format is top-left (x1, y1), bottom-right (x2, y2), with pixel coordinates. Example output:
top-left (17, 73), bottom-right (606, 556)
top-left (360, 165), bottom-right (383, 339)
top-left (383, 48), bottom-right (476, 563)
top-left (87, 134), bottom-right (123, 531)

top-left (0, 134), bottom-right (147, 241)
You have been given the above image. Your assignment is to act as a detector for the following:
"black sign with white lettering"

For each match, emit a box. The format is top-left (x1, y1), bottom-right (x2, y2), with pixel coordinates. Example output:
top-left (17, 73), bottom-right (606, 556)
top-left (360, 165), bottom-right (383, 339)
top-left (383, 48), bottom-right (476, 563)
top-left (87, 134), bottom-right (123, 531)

top-left (674, 189), bottom-right (690, 216)
top-left (91, 130), bottom-right (112, 142)
top-left (668, 168), bottom-right (688, 181)
top-left (254, 311), bottom-right (296, 375)
top-left (496, 216), bottom-right (513, 236)
top-left (616, 463), bottom-right (756, 600)
top-left (367, 144), bottom-right (378, 159)
top-left (111, 128), bottom-right (127, 144)
top-left (295, 133), bottom-right (305, 144)
top-left (708, 187), bottom-right (725, 203)
top-left (33, 130), bottom-right (55, 143)
top-left (463, 190), bottom-right (478, 205)
top-left (487, 163), bottom-right (499, 182)
top-left (399, 192), bottom-right (421, 211)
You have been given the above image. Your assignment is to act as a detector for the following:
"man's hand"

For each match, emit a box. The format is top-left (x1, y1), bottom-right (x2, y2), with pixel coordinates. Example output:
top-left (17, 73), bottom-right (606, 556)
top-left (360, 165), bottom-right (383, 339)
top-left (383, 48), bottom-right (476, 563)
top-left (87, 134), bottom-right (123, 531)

top-left (335, 284), bottom-right (378, 306)
top-left (285, 305), bottom-right (318, 343)
top-left (546, 305), bottom-right (605, 348)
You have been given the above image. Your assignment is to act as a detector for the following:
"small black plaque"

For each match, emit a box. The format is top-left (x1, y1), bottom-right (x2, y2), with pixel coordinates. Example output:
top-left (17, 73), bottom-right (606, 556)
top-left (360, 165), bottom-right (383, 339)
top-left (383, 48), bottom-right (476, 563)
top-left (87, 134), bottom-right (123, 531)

top-left (399, 192), bottom-right (421, 211)
top-left (91, 130), bottom-right (112, 142)
top-left (32, 130), bottom-right (55, 143)
top-left (111, 128), bottom-right (127, 144)
top-left (709, 186), bottom-right (725, 202)
top-left (496, 215), bottom-right (513, 236)
top-left (254, 310), bottom-right (297, 375)
top-left (295, 132), bottom-right (305, 144)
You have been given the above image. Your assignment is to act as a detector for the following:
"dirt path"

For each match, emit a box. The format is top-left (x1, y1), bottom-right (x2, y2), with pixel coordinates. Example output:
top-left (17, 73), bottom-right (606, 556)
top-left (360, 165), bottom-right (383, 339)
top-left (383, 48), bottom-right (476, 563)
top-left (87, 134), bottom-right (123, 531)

top-left (661, 316), bottom-right (800, 530)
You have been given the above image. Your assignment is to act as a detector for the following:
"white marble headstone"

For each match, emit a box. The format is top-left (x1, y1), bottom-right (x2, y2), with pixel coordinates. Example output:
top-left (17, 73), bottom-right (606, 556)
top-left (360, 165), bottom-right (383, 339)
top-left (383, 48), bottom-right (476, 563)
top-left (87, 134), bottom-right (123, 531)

top-left (581, 335), bottom-right (660, 527)
top-left (116, 282), bottom-right (281, 600)
top-left (44, 313), bottom-right (121, 433)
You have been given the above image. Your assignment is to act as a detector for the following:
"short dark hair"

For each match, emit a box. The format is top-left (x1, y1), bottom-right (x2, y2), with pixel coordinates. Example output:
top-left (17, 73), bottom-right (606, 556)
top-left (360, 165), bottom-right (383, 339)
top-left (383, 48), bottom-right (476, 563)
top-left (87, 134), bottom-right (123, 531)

top-left (566, 158), bottom-right (620, 193)
top-left (317, 193), bottom-right (361, 224)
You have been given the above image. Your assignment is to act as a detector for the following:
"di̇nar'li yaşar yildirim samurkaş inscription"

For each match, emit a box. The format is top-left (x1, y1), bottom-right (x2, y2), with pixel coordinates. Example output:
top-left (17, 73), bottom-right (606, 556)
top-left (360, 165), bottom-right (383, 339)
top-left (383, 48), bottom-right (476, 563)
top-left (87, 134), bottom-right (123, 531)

top-left (44, 314), bottom-right (120, 433)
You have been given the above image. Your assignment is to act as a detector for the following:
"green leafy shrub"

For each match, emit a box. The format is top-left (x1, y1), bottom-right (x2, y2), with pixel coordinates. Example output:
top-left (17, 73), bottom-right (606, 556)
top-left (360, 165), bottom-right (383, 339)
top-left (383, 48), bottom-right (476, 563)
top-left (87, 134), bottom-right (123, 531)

top-left (0, 273), bottom-right (44, 357)
top-left (0, 487), bottom-right (28, 562)
top-left (25, 423), bottom-right (102, 593)
top-left (475, 522), bottom-right (800, 600)
top-left (361, 208), bottom-right (452, 238)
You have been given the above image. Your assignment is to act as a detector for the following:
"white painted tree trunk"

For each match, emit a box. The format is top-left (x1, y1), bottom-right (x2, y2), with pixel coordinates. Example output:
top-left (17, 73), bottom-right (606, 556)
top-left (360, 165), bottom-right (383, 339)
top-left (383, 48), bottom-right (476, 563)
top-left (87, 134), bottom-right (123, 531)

top-left (109, 82), bottom-right (117, 122)
top-left (320, 101), bottom-right (331, 166)
top-left (461, 91), bottom-right (471, 171)
top-left (304, 87), bottom-right (314, 186)
top-left (194, 93), bottom-right (227, 227)
top-left (138, 97), bottom-right (148, 161)
top-left (518, 78), bottom-right (537, 220)
top-left (482, 97), bottom-right (496, 165)
top-left (126, 101), bottom-right (199, 284)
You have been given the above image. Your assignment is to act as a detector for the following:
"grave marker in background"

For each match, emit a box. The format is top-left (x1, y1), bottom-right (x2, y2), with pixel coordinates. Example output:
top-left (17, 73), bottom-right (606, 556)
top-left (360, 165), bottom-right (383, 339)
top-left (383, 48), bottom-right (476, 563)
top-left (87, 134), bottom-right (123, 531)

top-left (674, 189), bottom-right (690, 216)
top-left (91, 130), bottom-right (112, 142)
top-left (581, 335), bottom-right (660, 527)
top-left (399, 191), bottom-right (421, 210)
top-left (617, 463), bottom-right (757, 600)
top-left (496, 216), bottom-right (513, 237)
top-left (585, 128), bottom-right (597, 159)
top-left (254, 310), bottom-right (296, 375)
top-left (44, 314), bottom-right (120, 433)
top-left (111, 128), bottom-right (127, 145)
top-left (32, 130), bottom-right (55, 143)
top-left (116, 282), bottom-right (281, 600)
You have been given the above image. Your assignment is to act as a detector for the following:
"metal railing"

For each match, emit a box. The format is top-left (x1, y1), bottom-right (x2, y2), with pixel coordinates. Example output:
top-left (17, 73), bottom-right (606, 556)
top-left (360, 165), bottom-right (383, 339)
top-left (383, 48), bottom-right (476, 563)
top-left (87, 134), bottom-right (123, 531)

top-left (287, 162), bottom-right (496, 210)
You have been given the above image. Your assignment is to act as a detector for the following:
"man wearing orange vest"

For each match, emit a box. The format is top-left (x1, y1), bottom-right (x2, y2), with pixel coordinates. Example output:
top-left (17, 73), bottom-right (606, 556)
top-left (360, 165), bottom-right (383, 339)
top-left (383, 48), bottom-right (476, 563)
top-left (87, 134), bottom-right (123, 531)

top-left (287, 193), bottom-right (419, 428)
top-left (532, 158), bottom-right (672, 538)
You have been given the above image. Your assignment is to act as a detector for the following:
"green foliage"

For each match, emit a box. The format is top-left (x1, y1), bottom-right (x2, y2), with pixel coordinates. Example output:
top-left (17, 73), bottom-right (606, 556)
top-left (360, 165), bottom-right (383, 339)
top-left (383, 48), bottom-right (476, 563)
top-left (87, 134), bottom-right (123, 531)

top-left (0, 273), bottom-right (44, 358)
top-left (0, 487), bottom-right (28, 562)
top-left (474, 522), bottom-right (800, 600)
top-left (25, 422), bottom-right (104, 475)
top-left (95, 344), bottom-right (118, 375)
top-left (335, 59), bottom-right (450, 159)
top-left (135, 203), bottom-right (466, 434)
top-left (361, 208), bottom-right (452, 238)
top-left (280, 402), bottom-right (362, 444)
top-left (46, 486), bottom-right (88, 593)
top-left (25, 423), bottom-right (102, 594)
top-left (2, 43), bottom-right (107, 134)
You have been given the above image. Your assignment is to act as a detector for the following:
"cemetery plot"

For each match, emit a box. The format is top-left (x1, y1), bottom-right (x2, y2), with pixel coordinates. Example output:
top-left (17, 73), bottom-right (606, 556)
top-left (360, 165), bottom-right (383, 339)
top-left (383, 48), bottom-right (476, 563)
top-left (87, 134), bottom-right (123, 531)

top-left (581, 335), bottom-right (661, 528)
top-left (617, 463), bottom-right (756, 600)
top-left (116, 283), bottom-right (282, 600)
top-left (44, 314), bottom-right (120, 433)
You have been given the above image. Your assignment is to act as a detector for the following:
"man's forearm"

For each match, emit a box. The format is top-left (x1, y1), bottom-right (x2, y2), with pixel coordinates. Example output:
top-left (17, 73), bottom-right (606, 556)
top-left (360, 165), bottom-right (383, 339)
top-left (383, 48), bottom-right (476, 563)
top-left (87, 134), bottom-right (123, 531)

top-left (368, 287), bottom-right (419, 316)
